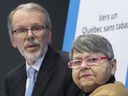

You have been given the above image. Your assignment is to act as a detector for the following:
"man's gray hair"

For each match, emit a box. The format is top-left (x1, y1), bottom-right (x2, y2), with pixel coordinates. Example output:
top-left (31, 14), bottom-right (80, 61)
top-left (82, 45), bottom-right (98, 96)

top-left (7, 2), bottom-right (52, 35)
top-left (69, 34), bottom-right (114, 60)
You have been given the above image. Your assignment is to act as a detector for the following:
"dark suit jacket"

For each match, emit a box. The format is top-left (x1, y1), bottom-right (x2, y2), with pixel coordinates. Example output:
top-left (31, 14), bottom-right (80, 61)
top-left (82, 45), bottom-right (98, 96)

top-left (5, 46), bottom-right (84, 96)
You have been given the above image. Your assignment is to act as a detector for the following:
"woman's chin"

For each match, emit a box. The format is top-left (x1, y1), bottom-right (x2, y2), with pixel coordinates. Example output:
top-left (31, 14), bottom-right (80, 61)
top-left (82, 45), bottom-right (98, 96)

top-left (80, 82), bottom-right (96, 93)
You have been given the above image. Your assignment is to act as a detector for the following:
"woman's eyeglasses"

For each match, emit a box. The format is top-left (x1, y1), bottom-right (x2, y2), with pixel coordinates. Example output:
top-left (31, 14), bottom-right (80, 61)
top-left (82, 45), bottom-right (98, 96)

top-left (68, 57), bottom-right (109, 68)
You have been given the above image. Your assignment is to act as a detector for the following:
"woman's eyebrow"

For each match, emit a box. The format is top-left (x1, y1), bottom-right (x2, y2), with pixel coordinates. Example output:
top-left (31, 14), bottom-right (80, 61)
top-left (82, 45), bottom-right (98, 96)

top-left (73, 54), bottom-right (92, 60)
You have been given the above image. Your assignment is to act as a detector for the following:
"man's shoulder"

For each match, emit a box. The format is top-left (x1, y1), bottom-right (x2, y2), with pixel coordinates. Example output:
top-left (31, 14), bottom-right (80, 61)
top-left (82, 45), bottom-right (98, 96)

top-left (48, 45), bottom-right (68, 53)
top-left (55, 50), bottom-right (69, 61)
top-left (5, 63), bottom-right (25, 78)
top-left (48, 46), bottom-right (69, 60)
top-left (56, 50), bottom-right (69, 56)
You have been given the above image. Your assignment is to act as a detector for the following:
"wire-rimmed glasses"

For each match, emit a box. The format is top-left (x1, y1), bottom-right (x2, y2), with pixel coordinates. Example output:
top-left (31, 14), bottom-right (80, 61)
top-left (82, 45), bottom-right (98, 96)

top-left (68, 57), bottom-right (109, 68)
top-left (12, 26), bottom-right (47, 39)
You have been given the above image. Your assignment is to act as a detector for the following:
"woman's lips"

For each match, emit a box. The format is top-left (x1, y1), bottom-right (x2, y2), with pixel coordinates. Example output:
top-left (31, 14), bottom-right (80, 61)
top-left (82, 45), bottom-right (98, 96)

top-left (81, 74), bottom-right (92, 78)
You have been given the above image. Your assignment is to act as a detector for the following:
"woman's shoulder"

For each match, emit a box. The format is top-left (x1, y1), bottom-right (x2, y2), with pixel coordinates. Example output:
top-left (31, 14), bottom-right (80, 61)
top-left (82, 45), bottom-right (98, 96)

top-left (89, 81), bottom-right (128, 96)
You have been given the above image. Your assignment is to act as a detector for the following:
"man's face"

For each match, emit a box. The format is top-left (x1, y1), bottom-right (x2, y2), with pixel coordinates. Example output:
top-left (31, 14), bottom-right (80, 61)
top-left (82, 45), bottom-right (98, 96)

top-left (10, 9), bottom-right (51, 66)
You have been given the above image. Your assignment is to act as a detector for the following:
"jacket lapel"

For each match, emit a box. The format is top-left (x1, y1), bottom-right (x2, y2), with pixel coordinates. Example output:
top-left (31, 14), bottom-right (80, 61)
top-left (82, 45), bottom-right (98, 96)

top-left (12, 64), bottom-right (27, 96)
top-left (32, 46), bottom-right (55, 96)
top-left (32, 69), bottom-right (53, 96)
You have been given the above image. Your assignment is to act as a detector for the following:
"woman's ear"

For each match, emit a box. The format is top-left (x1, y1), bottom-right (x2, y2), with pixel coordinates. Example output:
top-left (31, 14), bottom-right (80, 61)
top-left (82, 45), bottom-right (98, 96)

top-left (10, 35), bottom-right (17, 48)
top-left (111, 58), bottom-right (117, 75)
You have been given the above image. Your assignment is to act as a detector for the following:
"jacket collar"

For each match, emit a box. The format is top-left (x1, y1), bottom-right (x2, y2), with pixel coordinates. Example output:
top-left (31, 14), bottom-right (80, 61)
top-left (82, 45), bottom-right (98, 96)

top-left (32, 45), bottom-right (56, 96)
top-left (106, 75), bottom-right (115, 84)
top-left (12, 64), bottom-right (27, 96)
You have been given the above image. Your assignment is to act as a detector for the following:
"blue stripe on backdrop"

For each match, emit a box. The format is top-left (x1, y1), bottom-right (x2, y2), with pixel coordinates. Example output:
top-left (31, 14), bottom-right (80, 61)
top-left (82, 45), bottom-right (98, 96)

top-left (125, 65), bottom-right (128, 89)
top-left (62, 0), bottom-right (80, 52)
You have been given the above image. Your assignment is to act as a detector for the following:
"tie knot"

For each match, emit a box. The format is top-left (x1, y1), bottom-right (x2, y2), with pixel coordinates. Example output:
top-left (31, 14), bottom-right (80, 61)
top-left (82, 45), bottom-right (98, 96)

top-left (28, 67), bottom-right (36, 78)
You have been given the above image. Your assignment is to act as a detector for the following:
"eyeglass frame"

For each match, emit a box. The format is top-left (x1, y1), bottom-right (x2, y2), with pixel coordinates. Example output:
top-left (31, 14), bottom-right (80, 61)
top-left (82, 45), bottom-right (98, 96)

top-left (12, 26), bottom-right (47, 39)
top-left (68, 57), bottom-right (109, 69)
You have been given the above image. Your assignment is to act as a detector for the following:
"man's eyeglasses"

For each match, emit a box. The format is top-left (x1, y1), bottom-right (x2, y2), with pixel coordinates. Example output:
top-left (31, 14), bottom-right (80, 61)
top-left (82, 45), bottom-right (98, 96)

top-left (68, 57), bottom-right (109, 68)
top-left (12, 26), bottom-right (47, 39)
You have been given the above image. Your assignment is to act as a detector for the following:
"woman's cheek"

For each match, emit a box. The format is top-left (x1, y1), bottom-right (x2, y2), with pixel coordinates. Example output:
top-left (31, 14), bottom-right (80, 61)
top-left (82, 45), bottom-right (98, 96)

top-left (72, 69), bottom-right (80, 85)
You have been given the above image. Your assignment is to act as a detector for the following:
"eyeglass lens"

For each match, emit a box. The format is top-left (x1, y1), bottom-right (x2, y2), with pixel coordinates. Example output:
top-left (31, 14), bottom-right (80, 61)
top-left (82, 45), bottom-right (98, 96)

top-left (15, 26), bottom-right (45, 39)
top-left (69, 57), bottom-right (108, 68)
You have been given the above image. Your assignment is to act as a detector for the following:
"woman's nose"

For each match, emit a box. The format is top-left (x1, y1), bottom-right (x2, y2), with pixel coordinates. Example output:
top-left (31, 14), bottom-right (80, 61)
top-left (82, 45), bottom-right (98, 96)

top-left (80, 60), bottom-right (90, 69)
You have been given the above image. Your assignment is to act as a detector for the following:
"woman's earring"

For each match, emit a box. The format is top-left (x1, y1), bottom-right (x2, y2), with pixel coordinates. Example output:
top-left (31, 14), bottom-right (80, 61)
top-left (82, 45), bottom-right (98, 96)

top-left (111, 72), bottom-right (114, 75)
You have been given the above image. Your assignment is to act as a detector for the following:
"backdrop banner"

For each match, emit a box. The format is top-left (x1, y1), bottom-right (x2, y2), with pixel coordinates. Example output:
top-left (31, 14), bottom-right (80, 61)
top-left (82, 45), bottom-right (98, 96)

top-left (63, 0), bottom-right (128, 89)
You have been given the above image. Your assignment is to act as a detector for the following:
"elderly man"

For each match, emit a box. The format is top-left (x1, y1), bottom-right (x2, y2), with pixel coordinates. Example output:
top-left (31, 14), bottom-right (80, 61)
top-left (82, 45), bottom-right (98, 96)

top-left (5, 3), bottom-right (83, 96)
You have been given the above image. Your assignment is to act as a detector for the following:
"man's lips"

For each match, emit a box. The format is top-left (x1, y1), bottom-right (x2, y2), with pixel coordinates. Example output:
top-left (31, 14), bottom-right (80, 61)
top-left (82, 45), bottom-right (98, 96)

top-left (25, 44), bottom-right (39, 48)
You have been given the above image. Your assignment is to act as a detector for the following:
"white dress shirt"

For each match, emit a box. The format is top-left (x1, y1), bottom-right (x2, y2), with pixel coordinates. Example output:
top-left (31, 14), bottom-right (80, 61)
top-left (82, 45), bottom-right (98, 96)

top-left (25, 48), bottom-right (47, 90)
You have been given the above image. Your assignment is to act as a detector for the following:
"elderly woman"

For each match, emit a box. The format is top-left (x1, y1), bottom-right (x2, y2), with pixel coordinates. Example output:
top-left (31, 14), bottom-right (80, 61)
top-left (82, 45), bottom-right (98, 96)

top-left (68, 34), bottom-right (128, 96)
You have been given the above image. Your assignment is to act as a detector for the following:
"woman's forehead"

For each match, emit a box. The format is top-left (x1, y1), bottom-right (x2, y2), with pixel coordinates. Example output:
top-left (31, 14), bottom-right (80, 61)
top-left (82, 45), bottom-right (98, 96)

top-left (73, 50), bottom-right (105, 58)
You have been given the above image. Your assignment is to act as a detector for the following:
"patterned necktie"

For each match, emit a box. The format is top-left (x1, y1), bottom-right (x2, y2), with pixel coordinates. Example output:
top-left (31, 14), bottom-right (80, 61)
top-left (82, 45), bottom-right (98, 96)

top-left (25, 67), bottom-right (36, 96)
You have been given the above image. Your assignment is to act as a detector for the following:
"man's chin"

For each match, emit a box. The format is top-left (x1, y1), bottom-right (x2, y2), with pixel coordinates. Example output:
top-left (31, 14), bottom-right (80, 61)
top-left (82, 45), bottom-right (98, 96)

top-left (24, 52), bottom-right (41, 61)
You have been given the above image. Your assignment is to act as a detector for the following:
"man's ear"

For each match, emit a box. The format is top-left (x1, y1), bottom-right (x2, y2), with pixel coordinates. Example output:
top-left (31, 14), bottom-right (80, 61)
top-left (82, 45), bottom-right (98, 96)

top-left (10, 35), bottom-right (17, 48)
top-left (47, 28), bottom-right (52, 44)
top-left (111, 58), bottom-right (117, 75)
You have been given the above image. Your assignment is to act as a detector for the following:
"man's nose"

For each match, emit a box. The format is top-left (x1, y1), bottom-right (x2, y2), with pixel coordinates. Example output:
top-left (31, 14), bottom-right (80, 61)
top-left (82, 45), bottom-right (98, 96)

top-left (26, 29), bottom-right (35, 39)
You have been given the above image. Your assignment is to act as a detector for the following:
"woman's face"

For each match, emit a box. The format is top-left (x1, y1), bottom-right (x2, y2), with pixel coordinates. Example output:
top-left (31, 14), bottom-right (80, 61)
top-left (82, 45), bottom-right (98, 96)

top-left (72, 50), bottom-right (116, 93)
